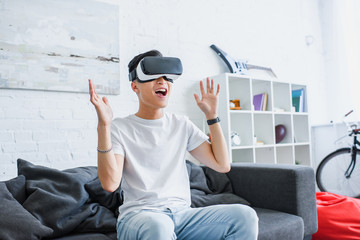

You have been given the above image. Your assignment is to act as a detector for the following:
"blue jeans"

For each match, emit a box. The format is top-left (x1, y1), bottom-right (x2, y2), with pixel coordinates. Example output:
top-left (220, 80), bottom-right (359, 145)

top-left (116, 204), bottom-right (258, 240)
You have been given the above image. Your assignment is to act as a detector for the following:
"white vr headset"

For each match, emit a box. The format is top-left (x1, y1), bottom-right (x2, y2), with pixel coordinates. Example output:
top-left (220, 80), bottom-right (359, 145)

top-left (129, 56), bottom-right (183, 83)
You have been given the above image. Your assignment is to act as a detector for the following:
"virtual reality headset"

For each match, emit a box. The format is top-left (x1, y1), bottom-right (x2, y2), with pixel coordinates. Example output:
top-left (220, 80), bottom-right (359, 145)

top-left (128, 56), bottom-right (183, 83)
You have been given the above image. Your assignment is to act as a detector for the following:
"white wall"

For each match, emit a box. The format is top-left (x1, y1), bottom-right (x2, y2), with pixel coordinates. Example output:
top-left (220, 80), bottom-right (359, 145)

top-left (0, 0), bottom-right (325, 180)
top-left (310, 0), bottom-right (360, 168)
top-left (317, 0), bottom-right (360, 124)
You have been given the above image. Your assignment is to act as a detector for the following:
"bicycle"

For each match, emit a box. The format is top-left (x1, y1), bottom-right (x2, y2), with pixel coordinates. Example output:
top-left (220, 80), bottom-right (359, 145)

top-left (316, 110), bottom-right (360, 198)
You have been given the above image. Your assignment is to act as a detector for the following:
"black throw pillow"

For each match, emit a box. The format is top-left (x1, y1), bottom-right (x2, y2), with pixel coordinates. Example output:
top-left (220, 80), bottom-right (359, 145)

top-left (85, 177), bottom-right (123, 213)
top-left (203, 167), bottom-right (234, 194)
top-left (17, 158), bottom-right (99, 238)
top-left (186, 160), bottom-right (212, 193)
top-left (186, 160), bottom-right (250, 207)
top-left (0, 182), bottom-right (53, 240)
top-left (4, 174), bottom-right (27, 204)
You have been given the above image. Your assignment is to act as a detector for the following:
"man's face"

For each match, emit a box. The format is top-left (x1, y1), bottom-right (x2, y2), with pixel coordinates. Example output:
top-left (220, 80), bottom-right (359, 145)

top-left (132, 77), bottom-right (172, 109)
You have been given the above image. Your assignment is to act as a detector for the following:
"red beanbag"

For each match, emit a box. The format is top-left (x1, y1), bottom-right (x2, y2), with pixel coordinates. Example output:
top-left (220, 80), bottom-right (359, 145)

top-left (312, 192), bottom-right (360, 240)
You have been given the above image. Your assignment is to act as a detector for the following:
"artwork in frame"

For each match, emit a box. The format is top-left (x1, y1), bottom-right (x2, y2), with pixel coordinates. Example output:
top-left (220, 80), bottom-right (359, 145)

top-left (0, 0), bottom-right (120, 95)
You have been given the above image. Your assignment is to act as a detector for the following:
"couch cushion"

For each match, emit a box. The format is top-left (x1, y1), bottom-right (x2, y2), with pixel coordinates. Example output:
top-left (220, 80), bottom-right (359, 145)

top-left (0, 182), bottom-right (53, 240)
top-left (4, 175), bottom-right (27, 204)
top-left (85, 177), bottom-right (123, 213)
top-left (17, 158), bottom-right (111, 238)
top-left (254, 207), bottom-right (304, 240)
top-left (203, 166), bottom-right (233, 193)
top-left (52, 232), bottom-right (116, 240)
top-left (186, 160), bottom-right (250, 207)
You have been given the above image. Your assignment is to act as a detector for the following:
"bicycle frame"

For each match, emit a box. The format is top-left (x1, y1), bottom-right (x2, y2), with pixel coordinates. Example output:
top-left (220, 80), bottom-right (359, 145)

top-left (345, 130), bottom-right (360, 178)
top-left (316, 110), bottom-right (360, 198)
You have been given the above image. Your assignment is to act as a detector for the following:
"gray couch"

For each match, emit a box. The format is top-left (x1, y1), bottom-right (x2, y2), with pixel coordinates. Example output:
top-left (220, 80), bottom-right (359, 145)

top-left (0, 159), bottom-right (317, 240)
top-left (225, 163), bottom-right (318, 240)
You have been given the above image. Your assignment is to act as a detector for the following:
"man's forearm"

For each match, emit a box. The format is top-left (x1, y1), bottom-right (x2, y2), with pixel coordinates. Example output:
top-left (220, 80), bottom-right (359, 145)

top-left (208, 122), bottom-right (230, 171)
top-left (97, 125), bottom-right (122, 192)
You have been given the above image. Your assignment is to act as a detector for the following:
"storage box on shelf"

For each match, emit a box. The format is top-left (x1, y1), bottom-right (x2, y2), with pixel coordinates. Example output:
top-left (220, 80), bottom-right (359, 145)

top-left (208, 73), bottom-right (311, 166)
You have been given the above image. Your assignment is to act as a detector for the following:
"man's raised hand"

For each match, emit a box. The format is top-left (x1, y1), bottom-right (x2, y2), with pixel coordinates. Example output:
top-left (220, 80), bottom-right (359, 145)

top-left (194, 77), bottom-right (220, 120)
top-left (89, 79), bottom-right (113, 127)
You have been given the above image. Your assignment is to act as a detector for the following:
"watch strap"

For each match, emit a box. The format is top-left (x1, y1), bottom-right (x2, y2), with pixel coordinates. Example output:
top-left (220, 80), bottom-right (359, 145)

top-left (207, 117), bottom-right (220, 125)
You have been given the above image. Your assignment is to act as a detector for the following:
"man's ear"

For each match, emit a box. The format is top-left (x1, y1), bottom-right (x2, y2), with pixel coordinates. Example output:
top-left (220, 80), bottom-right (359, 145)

top-left (131, 81), bottom-right (139, 94)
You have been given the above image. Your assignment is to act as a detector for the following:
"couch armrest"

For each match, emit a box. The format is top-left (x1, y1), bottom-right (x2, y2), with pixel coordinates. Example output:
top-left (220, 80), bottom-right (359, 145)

top-left (227, 163), bottom-right (318, 236)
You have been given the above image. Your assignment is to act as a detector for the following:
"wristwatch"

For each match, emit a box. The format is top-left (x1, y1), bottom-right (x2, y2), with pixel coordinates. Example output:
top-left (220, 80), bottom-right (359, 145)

top-left (207, 117), bottom-right (220, 125)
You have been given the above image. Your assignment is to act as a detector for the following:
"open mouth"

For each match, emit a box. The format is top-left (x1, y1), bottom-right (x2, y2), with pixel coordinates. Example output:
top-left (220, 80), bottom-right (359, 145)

top-left (155, 88), bottom-right (168, 97)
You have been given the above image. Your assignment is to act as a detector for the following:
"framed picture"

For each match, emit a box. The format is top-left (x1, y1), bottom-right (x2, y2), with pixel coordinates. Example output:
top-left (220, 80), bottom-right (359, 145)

top-left (0, 0), bottom-right (120, 94)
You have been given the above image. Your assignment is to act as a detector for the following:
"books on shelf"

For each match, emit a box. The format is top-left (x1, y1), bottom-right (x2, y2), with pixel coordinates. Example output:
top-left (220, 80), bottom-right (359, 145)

top-left (253, 93), bottom-right (268, 111)
top-left (292, 88), bottom-right (305, 112)
top-left (262, 93), bottom-right (268, 111)
top-left (253, 93), bottom-right (263, 111)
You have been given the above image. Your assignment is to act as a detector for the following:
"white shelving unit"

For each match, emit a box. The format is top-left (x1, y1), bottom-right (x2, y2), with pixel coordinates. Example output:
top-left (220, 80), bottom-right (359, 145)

top-left (208, 73), bottom-right (312, 166)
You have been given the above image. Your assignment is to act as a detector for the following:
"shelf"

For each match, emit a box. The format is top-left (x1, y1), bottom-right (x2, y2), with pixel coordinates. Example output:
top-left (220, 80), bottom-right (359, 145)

top-left (228, 76), bottom-right (252, 111)
top-left (253, 111), bottom-right (273, 115)
top-left (292, 112), bottom-right (309, 116)
top-left (295, 145), bottom-right (311, 165)
top-left (273, 111), bottom-right (292, 115)
top-left (293, 115), bottom-right (310, 143)
top-left (230, 110), bottom-right (252, 114)
top-left (255, 147), bottom-right (275, 164)
top-left (232, 148), bottom-right (254, 163)
top-left (274, 114), bottom-right (293, 144)
top-left (208, 73), bottom-right (311, 166)
top-left (276, 145), bottom-right (294, 164)
top-left (252, 79), bottom-right (272, 112)
top-left (230, 113), bottom-right (253, 146)
top-left (254, 144), bottom-right (275, 148)
top-left (275, 143), bottom-right (294, 147)
top-left (254, 114), bottom-right (274, 145)
top-left (291, 84), bottom-right (307, 113)
top-left (294, 142), bottom-right (311, 146)
top-left (231, 145), bottom-right (253, 150)
top-left (273, 82), bottom-right (292, 112)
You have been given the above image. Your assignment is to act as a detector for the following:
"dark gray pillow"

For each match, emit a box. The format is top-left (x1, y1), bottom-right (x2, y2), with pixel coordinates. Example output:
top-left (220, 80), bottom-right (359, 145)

top-left (85, 177), bottom-right (123, 212)
top-left (191, 189), bottom-right (250, 207)
top-left (4, 175), bottom-right (27, 204)
top-left (203, 167), bottom-right (233, 193)
top-left (17, 158), bottom-right (98, 238)
top-left (0, 182), bottom-right (53, 239)
top-left (186, 160), bottom-right (250, 207)
top-left (186, 160), bottom-right (212, 193)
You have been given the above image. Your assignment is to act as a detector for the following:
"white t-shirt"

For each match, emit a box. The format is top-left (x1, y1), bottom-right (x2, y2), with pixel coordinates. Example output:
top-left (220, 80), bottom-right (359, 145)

top-left (111, 112), bottom-right (208, 219)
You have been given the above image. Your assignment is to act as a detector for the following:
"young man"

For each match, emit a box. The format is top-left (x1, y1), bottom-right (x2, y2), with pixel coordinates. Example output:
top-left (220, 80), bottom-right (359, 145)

top-left (89, 50), bottom-right (258, 240)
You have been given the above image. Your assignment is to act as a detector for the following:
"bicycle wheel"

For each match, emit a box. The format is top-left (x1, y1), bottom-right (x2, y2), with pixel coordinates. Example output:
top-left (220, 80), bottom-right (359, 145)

top-left (316, 148), bottom-right (360, 198)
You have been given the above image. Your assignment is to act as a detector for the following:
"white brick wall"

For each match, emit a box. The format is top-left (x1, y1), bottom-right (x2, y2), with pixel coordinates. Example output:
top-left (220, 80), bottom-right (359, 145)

top-left (0, 0), bottom-right (324, 180)
top-left (0, 88), bottom-right (100, 179)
